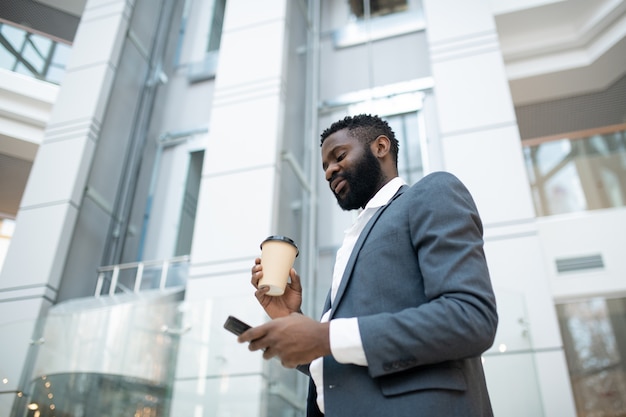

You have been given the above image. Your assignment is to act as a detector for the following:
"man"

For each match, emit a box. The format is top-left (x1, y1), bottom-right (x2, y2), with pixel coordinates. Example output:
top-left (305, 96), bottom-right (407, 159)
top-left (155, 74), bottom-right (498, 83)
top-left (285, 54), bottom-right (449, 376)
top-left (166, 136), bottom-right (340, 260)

top-left (239, 114), bottom-right (498, 416)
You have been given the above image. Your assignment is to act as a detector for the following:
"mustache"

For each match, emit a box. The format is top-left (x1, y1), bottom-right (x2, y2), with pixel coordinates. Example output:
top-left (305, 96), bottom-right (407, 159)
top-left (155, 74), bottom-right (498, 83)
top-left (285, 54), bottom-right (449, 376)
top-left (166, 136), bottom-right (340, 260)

top-left (329, 172), bottom-right (348, 189)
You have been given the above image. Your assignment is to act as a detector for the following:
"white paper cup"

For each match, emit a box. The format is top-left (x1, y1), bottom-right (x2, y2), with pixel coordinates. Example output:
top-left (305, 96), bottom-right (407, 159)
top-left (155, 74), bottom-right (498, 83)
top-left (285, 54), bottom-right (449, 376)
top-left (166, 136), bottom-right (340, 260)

top-left (259, 236), bottom-right (299, 296)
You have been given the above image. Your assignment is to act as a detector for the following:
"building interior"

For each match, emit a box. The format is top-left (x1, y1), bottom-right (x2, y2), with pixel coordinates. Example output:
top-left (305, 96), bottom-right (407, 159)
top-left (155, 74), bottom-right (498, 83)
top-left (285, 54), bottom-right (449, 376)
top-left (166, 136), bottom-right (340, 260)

top-left (1, 0), bottom-right (626, 416)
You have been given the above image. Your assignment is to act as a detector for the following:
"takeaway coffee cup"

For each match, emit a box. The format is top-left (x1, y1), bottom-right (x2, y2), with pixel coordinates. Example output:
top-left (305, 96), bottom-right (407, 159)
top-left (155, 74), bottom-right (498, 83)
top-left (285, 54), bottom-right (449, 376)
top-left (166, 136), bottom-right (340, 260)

top-left (259, 235), bottom-right (299, 296)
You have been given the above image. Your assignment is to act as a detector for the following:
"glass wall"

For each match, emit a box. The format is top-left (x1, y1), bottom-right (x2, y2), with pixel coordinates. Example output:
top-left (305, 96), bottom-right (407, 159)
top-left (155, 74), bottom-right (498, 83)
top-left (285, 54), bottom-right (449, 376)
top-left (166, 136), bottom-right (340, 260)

top-left (523, 124), bottom-right (626, 217)
top-left (482, 289), bottom-right (545, 416)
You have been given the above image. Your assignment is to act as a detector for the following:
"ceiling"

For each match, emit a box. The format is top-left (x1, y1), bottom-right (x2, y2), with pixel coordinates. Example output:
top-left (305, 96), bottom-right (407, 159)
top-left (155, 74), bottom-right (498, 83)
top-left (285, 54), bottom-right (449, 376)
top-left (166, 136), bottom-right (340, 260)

top-left (33, 0), bottom-right (86, 17)
top-left (494, 0), bottom-right (626, 105)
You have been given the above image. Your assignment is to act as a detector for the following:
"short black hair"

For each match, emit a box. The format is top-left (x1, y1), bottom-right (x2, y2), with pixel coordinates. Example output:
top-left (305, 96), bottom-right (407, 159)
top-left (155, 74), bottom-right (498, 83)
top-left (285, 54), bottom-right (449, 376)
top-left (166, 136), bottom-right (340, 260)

top-left (320, 114), bottom-right (399, 166)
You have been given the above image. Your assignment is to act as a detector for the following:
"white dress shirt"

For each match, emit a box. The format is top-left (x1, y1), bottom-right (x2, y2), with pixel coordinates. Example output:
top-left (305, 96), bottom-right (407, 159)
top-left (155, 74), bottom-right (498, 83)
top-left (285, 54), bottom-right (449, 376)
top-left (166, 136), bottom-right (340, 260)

top-left (309, 177), bottom-right (406, 413)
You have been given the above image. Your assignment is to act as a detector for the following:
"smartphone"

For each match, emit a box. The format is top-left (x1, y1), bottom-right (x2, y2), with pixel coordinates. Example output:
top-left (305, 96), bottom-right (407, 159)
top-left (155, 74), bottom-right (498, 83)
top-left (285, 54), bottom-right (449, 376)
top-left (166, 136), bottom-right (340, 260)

top-left (223, 315), bottom-right (251, 336)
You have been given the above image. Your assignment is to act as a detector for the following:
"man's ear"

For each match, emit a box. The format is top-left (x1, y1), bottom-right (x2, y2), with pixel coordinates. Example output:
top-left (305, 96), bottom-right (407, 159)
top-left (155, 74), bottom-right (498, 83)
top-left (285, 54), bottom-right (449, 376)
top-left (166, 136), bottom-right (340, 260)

top-left (372, 135), bottom-right (391, 158)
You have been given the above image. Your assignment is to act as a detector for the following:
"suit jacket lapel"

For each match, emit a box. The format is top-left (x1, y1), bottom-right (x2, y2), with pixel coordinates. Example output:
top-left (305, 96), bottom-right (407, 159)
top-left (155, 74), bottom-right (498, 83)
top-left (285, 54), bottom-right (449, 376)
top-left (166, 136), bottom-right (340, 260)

top-left (329, 185), bottom-right (408, 318)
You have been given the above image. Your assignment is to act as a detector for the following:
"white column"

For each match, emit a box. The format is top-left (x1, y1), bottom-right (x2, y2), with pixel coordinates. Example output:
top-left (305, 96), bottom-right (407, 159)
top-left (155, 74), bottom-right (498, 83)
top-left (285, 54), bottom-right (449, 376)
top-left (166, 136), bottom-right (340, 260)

top-left (171, 1), bottom-right (291, 416)
top-left (422, 0), bottom-right (576, 416)
top-left (0, 1), bottom-right (133, 413)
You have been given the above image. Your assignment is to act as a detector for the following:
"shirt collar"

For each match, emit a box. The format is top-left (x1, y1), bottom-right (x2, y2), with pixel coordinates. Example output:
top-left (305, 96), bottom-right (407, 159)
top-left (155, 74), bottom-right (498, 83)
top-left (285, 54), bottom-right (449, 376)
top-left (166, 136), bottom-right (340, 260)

top-left (363, 177), bottom-right (407, 211)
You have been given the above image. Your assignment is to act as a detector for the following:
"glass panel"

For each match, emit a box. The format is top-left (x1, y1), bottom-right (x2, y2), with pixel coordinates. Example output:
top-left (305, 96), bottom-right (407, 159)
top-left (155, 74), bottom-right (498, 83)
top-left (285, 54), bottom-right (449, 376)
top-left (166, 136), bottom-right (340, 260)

top-left (0, 24), bottom-right (26, 51)
top-left (0, 295), bottom-right (307, 416)
top-left (349, 0), bottom-right (409, 18)
top-left (523, 128), bottom-right (626, 216)
top-left (0, 22), bottom-right (69, 84)
top-left (387, 112), bottom-right (423, 185)
top-left (17, 45), bottom-right (45, 77)
top-left (175, 151), bottom-right (204, 257)
top-left (483, 289), bottom-right (544, 416)
top-left (557, 297), bottom-right (626, 417)
top-left (207, 0), bottom-right (227, 52)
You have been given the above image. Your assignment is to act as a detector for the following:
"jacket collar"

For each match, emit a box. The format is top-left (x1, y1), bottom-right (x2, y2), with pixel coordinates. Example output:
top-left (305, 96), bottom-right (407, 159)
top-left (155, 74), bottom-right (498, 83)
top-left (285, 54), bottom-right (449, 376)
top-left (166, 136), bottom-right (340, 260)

top-left (327, 184), bottom-right (408, 315)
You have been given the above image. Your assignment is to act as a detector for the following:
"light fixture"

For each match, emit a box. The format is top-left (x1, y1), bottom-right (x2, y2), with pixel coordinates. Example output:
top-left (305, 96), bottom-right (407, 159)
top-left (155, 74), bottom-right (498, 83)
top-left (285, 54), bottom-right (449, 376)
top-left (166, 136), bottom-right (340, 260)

top-left (27, 403), bottom-right (39, 410)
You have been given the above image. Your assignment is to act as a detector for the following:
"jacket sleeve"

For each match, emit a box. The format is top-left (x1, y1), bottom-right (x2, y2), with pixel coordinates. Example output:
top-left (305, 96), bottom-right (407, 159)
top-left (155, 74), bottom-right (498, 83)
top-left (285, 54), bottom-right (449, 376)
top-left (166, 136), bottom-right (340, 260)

top-left (358, 172), bottom-right (498, 378)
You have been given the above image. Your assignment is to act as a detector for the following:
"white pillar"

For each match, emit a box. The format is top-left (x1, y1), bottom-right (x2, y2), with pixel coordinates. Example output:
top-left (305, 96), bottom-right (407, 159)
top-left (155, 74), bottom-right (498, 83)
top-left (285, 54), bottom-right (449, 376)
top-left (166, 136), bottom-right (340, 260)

top-left (171, 1), bottom-right (292, 416)
top-left (422, 0), bottom-right (576, 416)
top-left (0, 0), bottom-right (134, 413)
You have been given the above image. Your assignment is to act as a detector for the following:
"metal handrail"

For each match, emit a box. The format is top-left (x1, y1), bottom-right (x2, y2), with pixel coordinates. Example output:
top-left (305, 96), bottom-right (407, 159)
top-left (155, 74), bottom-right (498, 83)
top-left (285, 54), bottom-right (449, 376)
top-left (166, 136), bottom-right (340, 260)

top-left (95, 255), bottom-right (189, 297)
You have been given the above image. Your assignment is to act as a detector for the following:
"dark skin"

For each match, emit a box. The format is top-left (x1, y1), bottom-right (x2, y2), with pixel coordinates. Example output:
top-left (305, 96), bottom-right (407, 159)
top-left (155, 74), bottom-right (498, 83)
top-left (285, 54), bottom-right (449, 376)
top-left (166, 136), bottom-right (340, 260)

top-left (239, 128), bottom-right (398, 368)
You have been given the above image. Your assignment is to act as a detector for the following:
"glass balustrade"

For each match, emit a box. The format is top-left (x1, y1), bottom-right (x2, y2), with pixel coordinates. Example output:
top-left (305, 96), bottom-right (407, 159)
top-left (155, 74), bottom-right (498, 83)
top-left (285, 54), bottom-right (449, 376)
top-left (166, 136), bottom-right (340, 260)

top-left (0, 22), bottom-right (71, 85)
top-left (482, 288), bottom-right (545, 417)
top-left (1, 284), bottom-right (546, 417)
top-left (523, 124), bottom-right (626, 217)
top-left (0, 291), bottom-right (307, 417)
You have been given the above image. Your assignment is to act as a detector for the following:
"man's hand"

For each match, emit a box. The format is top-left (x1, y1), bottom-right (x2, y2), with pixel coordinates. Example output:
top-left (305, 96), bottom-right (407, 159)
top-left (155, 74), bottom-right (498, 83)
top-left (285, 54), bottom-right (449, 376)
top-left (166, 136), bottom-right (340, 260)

top-left (238, 313), bottom-right (331, 368)
top-left (251, 258), bottom-right (302, 319)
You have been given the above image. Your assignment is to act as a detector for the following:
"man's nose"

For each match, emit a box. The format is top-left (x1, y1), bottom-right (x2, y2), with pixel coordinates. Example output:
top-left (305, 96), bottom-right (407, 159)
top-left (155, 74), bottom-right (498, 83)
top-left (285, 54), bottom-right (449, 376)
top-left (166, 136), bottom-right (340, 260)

top-left (325, 163), bottom-right (338, 181)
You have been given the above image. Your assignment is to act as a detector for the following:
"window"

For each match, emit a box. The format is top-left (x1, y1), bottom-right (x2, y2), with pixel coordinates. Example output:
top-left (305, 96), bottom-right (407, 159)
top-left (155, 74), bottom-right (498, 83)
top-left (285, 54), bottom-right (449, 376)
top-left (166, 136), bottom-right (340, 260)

top-left (386, 112), bottom-right (424, 184)
top-left (206, 0), bottom-right (226, 53)
top-left (334, 0), bottom-right (425, 48)
top-left (186, 0), bottom-right (227, 82)
top-left (523, 125), bottom-right (626, 216)
top-left (0, 22), bottom-right (70, 84)
top-left (175, 151), bottom-right (204, 257)
top-left (349, 0), bottom-right (409, 19)
top-left (557, 297), bottom-right (626, 416)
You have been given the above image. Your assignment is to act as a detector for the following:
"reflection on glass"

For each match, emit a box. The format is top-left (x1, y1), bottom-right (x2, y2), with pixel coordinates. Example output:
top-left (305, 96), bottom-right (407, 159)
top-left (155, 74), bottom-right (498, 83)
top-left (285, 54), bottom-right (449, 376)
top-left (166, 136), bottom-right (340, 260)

top-left (2, 289), bottom-right (307, 416)
top-left (557, 297), bottom-right (626, 416)
top-left (26, 373), bottom-right (168, 417)
top-left (523, 127), bottom-right (626, 216)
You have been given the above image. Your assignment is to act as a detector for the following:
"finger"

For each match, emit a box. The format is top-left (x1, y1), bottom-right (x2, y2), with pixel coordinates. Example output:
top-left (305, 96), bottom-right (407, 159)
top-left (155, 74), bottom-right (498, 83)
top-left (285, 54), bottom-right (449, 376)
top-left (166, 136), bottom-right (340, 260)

top-left (251, 258), bottom-right (261, 273)
top-left (251, 262), bottom-right (263, 287)
top-left (288, 268), bottom-right (302, 292)
top-left (281, 359), bottom-right (298, 369)
top-left (248, 338), bottom-right (269, 354)
top-left (238, 327), bottom-right (260, 344)
top-left (254, 286), bottom-right (270, 300)
top-left (262, 347), bottom-right (276, 360)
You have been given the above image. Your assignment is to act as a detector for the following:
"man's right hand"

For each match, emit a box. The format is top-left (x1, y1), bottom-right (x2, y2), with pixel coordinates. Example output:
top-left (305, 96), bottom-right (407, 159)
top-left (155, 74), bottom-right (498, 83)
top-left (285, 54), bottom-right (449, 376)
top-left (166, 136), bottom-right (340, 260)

top-left (251, 257), bottom-right (303, 319)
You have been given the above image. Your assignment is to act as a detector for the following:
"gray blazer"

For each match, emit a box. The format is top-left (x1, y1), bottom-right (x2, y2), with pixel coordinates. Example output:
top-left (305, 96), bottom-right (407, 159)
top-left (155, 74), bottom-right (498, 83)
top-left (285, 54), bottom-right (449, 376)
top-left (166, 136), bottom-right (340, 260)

top-left (306, 171), bottom-right (498, 417)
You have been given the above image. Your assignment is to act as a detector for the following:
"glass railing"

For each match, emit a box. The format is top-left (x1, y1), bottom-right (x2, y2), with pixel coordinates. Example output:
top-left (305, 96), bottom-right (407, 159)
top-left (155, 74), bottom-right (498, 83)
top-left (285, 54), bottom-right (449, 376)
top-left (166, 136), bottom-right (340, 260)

top-left (523, 124), bottom-right (626, 217)
top-left (1, 288), bottom-right (551, 417)
top-left (95, 256), bottom-right (190, 296)
top-left (0, 22), bottom-right (71, 85)
top-left (482, 288), bottom-right (545, 416)
top-left (0, 293), bottom-right (307, 417)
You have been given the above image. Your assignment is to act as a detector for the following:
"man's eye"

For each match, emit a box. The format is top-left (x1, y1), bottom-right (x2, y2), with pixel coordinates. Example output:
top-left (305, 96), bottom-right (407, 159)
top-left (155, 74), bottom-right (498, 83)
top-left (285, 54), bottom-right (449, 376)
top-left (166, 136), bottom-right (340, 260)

top-left (337, 153), bottom-right (346, 162)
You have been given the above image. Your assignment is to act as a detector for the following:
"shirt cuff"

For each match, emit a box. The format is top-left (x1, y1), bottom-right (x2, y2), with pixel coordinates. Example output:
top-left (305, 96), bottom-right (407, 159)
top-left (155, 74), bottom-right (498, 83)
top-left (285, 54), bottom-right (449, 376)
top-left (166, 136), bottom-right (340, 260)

top-left (329, 318), bottom-right (368, 366)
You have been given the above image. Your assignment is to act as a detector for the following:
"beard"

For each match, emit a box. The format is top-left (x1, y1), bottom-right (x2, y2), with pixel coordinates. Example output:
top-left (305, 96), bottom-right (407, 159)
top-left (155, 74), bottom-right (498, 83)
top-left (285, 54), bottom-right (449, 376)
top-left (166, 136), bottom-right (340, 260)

top-left (331, 147), bottom-right (384, 211)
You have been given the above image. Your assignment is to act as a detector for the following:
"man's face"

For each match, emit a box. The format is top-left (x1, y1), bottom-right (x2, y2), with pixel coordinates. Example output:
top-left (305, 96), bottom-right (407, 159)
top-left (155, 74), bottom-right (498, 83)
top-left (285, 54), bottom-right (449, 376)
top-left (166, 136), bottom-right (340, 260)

top-left (321, 129), bottom-right (383, 210)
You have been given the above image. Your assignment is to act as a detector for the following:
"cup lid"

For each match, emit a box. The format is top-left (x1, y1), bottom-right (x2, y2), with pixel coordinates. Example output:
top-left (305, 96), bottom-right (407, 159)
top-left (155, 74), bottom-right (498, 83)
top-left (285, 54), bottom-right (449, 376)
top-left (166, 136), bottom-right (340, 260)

top-left (261, 235), bottom-right (299, 257)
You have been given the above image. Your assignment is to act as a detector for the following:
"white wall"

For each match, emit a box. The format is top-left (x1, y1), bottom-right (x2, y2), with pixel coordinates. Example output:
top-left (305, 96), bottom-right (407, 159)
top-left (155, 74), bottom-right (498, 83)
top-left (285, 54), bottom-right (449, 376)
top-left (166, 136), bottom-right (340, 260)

top-left (538, 208), bottom-right (626, 301)
top-left (0, 69), bottom-right (57, 161)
